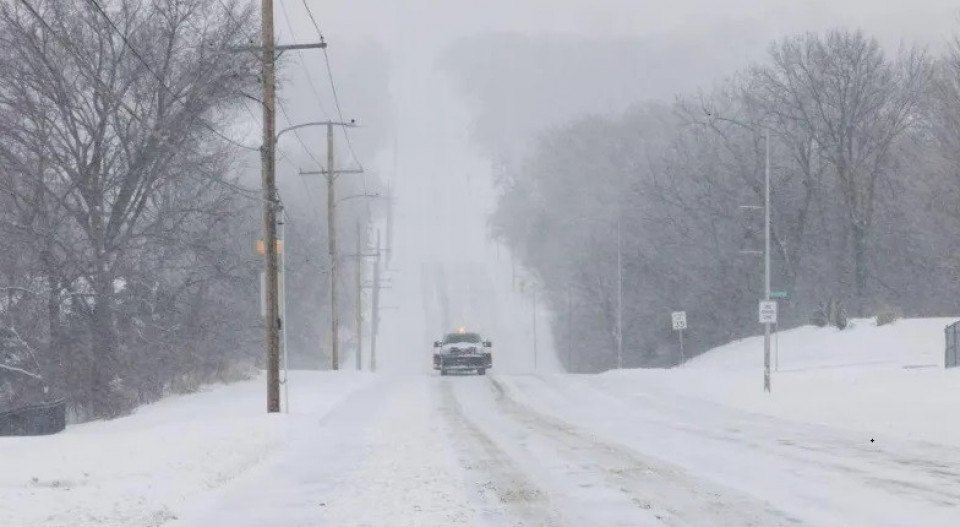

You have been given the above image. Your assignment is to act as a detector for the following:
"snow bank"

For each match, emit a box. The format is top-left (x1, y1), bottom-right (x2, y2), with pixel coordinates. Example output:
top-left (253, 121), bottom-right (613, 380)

top-left (0, 371), bottom-right (372, 527)
top-left (593, 318), bottom-right (960, 445)
top-left (687, 317), bottom-right (954, 371)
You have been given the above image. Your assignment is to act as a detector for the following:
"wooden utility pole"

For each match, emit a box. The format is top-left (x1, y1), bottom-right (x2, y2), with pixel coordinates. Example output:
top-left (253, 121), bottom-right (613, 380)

top-left (616, 214), bottom-right (623, 370)
top-left (385, 182), bottom-right (394, 266)
top-left (533, 287), bottom-right (538, 372)
top-left (239, 7), bottom-right (325, 411)
top-left (261, 0), bottom-right (280, 413)
top-left (326, 123), bottom-right (339, 370)
top-left (298, 124), bottom-right (359, 371)
top-left (355, 221), bottom-right (363, 371)
top-left (370, 230), bottom-right (382, 372)
top-left (567, 287), bottom-right (573, 372)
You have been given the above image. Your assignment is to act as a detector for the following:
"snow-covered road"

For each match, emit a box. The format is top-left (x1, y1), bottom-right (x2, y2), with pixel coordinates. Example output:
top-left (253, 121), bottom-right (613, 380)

top-left (159, 372), bottom-right (960, 527)
top-left (8, 322), bottom-right (959, 526)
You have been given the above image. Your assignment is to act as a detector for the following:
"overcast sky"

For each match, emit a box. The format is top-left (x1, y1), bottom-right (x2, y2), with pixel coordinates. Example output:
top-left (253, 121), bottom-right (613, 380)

top-left (268, 0), bottom-right (960, 167)
top-left (302, 0), bottom-right (959, 47)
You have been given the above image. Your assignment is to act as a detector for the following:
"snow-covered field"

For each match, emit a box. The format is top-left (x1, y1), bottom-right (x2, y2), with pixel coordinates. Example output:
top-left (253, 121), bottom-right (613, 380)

top-left (4, 317), bottom-right (960, 526)
top-left (594, 317), bottom-right (960, 444)
top-left (0, 372), bottom-right (373, 527)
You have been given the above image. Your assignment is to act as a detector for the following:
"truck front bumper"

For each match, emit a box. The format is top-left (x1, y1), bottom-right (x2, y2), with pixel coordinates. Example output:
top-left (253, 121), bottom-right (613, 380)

top-left (435, 353), bottom-right (492, 370)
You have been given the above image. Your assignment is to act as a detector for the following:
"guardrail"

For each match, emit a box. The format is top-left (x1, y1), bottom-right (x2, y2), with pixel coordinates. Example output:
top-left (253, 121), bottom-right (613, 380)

top-left (0, 399), bottom-right (66, 436)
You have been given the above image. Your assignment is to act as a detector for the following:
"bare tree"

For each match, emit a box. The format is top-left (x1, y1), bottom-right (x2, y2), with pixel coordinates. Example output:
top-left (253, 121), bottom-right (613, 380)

top-left (0, 0), bottom-right (258, 416)
top-left (745, 29), bottom-right (929, 311)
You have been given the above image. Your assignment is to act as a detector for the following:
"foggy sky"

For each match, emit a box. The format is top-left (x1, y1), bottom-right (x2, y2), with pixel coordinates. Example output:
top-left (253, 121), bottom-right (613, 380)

top-left (268, 0), bottom-right (960, 178)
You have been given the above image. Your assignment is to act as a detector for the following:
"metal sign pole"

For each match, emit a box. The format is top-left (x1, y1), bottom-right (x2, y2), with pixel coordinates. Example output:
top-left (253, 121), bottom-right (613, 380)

top-left (280, 209), bottom-right (289, 414)
top-left (671, 311), bottom-right (687, 367)
top-left (775, 321), bottom-right (779, 372)
top-left (678, 328), bottom-right (685, 366)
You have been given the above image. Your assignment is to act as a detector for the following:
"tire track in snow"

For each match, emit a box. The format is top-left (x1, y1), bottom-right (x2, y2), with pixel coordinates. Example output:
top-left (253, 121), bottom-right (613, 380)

top-left (548, 375), bottom-right (960, 509)
top-left (438, 378), bottom-right (566, 526)
top-left (485, 377), bottom-right (804, 527)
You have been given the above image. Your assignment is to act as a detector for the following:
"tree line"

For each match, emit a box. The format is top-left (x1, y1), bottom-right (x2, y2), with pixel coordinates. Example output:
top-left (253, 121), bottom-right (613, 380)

top-left (0, 0), bottom-right (366, 419)
top-left (493, 28), bottom-right (960, 371)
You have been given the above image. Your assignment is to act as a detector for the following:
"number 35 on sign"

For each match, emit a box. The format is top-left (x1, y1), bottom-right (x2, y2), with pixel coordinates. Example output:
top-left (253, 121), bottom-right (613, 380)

top-left (671, 311), bottom-right (687, 331)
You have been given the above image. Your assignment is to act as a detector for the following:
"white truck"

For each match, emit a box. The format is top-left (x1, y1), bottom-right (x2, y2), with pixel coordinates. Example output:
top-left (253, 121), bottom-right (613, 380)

top-left (432, 330), bottom-right (492, 376)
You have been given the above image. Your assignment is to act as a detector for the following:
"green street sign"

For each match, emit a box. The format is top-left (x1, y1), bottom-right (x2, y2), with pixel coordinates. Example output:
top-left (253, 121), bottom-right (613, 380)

top-left (770, 291), bottom-right (789, 299)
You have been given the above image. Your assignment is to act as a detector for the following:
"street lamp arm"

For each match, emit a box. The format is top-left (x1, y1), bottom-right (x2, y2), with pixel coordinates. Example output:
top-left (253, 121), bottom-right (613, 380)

top-left (275, 120), bottom-right (358, 144)
top-left (707, 114), bottom-right (774, 134)
top-left (336, 193), bottom-right (380, 205)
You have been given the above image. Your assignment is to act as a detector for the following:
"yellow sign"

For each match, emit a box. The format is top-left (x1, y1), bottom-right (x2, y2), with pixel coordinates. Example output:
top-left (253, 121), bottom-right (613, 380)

top-left (255, 240), bottom-right (284, 255)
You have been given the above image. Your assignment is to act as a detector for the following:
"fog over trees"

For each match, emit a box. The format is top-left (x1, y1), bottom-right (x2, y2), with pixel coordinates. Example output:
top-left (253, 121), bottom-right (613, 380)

top-left (485, 28), bottom-right (960, 371)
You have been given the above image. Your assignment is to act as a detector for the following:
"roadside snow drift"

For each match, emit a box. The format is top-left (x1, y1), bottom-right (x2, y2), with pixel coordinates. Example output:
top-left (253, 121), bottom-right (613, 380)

top-left (0, 372), bottom-right (371, 527)
top-left (593, 317), bottom-right (960, 444)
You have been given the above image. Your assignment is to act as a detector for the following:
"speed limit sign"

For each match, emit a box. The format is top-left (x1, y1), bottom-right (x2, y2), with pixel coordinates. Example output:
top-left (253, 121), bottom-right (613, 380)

top-left (671, 311), bottom-right (687, 331)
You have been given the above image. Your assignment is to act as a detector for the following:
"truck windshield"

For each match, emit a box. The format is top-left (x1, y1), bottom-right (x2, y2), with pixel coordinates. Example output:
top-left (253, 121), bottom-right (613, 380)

top-left (443, 333), bottom-right (482, 344)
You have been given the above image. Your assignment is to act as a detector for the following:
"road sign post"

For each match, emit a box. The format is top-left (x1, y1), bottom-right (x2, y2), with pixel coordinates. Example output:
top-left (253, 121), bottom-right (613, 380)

top-left (671, 311), bottom-right (687, 365)
top-left (759, 299), bottom-right (777, 392)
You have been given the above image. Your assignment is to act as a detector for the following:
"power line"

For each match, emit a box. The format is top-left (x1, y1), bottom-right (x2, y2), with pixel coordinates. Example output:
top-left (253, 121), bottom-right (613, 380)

top-left (278, 0), bottom-right (331, 121)
top-left (301, 0), bottom-right (325, 40)
top-left (226, 0), bottom-right (372, 224)
top-left (276, 99), bottom-right (325, 170)
top-left (214, 0), bottom-right (328, 178)
top-left (271, 100), bottom-right (330, 230)
top-left (301, 1), bottom-right (365, 172)
top-left (278, 145), bottom-right (326, 228)
top-left (216, 3), bottom-right (335, 224)
top-left (300, 1), bottom-right (370, 221)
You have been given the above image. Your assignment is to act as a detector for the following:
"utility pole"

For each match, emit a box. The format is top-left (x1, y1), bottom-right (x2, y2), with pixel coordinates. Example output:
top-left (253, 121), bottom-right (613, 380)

top-left (764, 129), bottom-right (772, 393)
top-left (370, 230), bottom-right (382, 372)
top-left (231, 9), bottom-right (330, 414)
top-left (719, 113), bottom-right (774, 393)
top-left (279, 207), bottom-right (289, 413)
top-left (355, 221), bottom-right (363, 371)
top-left (532, 286), bottom-right (538, 372)
top-left (239, 7), bottom-right (325, 413)
top-left (385, 181), bottom-right (394, 267)
top-left (260, 0), bottom-right (280, 413)
top-left (298, 121), bottom-right (359, 371)
top-left (327, 123), bottom-right (338, 371)
top-left (616, 214), bottom-right (623, 370)
top-left (567, 287), bottom-right (573, 372)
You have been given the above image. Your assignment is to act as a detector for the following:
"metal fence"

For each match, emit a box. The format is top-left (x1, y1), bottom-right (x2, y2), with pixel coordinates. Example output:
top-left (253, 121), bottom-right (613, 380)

top-left (946, 321), bottom-right (960, 369)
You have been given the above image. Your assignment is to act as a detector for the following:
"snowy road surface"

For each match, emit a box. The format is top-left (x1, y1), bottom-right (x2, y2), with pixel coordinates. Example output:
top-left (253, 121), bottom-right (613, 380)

top-left (158, 373), bottom-right (960, 527)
